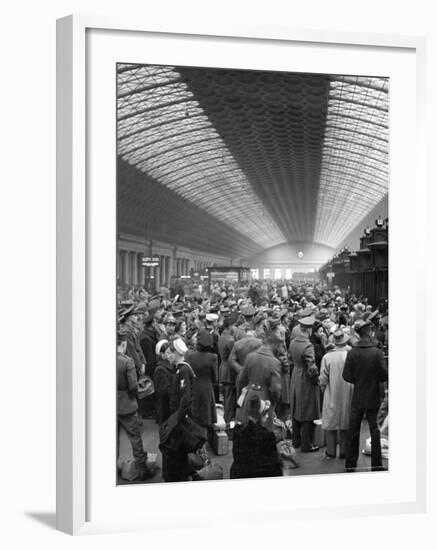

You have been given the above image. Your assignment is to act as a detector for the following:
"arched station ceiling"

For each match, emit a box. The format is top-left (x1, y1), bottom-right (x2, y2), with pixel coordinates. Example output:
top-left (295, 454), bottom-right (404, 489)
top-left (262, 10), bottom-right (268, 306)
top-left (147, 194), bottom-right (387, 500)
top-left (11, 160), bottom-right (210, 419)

top-left (117, 64), bottom-right (388, 258)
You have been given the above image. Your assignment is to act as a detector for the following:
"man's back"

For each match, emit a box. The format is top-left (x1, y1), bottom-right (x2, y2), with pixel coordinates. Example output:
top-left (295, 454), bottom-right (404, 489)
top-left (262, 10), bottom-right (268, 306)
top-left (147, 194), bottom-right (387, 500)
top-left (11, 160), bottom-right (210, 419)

top-left (343, 339), bottom-right (387, 409)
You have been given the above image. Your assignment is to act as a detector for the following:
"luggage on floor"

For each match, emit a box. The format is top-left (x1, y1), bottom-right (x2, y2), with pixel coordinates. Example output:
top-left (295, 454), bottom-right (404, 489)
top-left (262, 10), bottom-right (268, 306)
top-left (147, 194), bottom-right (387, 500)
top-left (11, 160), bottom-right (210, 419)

top-left (192, 461), bottom-right (223, 481)
top-left (363, 437), bottom-right (389, 459)
top-left (313, 419), bottom-right (326, 447)
top-left (213, 430), bottom-right (229, 455)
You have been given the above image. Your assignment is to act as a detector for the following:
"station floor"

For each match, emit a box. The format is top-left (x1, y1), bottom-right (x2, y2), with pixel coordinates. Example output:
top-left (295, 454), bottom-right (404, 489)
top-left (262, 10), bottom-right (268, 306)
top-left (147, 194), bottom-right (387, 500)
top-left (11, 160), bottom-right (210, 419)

top-left (117, 417), bottom-right (388, 485)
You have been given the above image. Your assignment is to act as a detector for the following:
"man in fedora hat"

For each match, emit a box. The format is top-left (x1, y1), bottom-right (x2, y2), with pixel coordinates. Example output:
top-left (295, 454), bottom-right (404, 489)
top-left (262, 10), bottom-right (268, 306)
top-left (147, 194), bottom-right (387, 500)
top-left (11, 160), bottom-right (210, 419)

top-left (289, 315), bottom-right (321, 452)
top-left (319, 329), bottom-right (353, 459)
top-left (343, 319), bottom-right (388, 472)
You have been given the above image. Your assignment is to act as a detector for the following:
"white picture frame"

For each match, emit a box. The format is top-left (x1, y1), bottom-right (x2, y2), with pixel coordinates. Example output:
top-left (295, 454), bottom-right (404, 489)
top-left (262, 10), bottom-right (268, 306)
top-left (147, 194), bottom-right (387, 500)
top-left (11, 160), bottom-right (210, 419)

top-left (56, 14), bottom-right (427, 535)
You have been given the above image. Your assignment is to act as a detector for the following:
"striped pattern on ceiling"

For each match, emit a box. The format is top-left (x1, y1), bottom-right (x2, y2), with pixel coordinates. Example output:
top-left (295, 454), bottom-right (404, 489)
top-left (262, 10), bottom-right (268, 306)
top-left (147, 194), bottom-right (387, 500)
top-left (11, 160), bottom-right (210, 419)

top-left (117, 64), bottom-right (388, 256)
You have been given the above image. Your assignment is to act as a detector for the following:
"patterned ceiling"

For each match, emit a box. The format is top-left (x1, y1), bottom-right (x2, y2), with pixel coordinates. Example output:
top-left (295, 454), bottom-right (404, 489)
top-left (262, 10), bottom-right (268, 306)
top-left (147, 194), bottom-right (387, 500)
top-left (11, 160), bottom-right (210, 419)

top-left (117, 64), bottom-right (388, 259)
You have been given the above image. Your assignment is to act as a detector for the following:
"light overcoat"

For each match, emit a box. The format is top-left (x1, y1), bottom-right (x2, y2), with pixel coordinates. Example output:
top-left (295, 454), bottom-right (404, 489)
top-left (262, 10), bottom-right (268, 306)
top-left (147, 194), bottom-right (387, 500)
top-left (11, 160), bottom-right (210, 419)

top-left (319, 347), bottom-right (353, 430)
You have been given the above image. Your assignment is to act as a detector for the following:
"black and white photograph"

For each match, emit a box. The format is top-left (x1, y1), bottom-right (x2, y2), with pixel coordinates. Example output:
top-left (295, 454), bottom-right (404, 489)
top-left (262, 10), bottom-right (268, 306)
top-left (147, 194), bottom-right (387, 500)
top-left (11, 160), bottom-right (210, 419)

top-left (115, 63), bottom-right (389, 484)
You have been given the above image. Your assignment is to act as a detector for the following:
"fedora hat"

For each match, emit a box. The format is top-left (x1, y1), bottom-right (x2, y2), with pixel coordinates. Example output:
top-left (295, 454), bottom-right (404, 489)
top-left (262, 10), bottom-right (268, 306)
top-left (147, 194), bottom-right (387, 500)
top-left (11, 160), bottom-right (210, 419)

top-left (333, 329), bottom-right (349, 346)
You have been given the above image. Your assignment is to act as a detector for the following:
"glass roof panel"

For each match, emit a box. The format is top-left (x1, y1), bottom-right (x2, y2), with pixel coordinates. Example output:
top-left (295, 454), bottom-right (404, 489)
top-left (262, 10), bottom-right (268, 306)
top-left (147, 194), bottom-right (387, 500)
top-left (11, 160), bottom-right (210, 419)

top-left (117, 64), bottom-right (286, 249)
top-left (314, 75), bottom-right (388, 247)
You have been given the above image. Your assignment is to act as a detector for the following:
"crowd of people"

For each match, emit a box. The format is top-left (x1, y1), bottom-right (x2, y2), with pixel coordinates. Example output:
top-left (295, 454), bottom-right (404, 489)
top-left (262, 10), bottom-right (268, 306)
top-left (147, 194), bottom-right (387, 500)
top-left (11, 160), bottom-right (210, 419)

top-left (116, 278), bottom-right (389, 482)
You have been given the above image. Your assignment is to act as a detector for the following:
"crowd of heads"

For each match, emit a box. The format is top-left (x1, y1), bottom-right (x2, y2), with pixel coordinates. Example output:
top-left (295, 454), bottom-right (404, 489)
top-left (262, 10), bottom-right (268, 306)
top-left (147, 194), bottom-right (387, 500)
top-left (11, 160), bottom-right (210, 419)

top-left (117, 277), bottom-right (389, 354)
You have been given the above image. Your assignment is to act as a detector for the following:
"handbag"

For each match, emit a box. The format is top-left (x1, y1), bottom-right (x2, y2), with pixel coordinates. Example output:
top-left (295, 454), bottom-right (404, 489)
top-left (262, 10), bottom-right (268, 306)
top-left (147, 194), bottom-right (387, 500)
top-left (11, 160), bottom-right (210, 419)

top-left (177, 417), bottom-right (207, 453)
top-left (158, 412), bottom-right (179, 448)
top-left (159, 413), bottom-right (206, 454)
top-left (137, 375), bottom-right (155, 399)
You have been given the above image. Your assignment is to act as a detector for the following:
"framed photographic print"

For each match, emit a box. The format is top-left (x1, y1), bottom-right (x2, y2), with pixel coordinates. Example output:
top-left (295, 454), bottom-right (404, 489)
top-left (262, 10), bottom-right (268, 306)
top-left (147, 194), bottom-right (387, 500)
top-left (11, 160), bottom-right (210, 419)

top-left (57, 15), bottom-right (427, 535)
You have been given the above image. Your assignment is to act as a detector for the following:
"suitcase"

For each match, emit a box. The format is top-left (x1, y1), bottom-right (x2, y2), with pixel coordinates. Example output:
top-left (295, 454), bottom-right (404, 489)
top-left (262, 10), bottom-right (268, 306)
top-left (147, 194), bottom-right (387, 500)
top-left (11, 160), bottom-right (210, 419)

top-left (313, 420), bottom-right (326, 447)
top-left (213, 430), bottom-right (229, 455)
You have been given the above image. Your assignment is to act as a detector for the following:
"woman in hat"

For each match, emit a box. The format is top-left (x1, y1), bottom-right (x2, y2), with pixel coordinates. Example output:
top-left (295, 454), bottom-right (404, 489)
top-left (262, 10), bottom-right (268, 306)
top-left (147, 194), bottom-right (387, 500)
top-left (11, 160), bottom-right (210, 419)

top-left (230, 394), bottom-right (282, 479)
top-left (319, 329), bottom-right (353, 458)
top-left (188, 330), bottom-right (218, 436)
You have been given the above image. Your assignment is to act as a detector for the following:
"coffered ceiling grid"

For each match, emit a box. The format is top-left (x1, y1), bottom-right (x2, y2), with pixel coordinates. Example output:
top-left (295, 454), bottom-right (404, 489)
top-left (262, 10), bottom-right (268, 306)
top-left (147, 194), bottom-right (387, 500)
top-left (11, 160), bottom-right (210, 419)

top-left (117, 64), bottom-right (388, 256)
top-left (118, 64), bottom-right (286, 250)
top-left (314, 76), bottom-right (389, 247)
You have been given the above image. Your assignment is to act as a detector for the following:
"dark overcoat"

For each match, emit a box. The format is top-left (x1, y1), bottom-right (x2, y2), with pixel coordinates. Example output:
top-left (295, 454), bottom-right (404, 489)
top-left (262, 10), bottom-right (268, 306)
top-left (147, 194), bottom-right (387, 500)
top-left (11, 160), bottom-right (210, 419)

top-left (289, 334), bottom-right (320, 421)
top-left (187, 351), bottom-right (218, 427)
top-left (342, 339), bottom-right (388, 409)
top-left (230, 420), bottom-right (282, 479)
top-left (237, 345), bottom-right (281, 430)
top-left (229, 336), bottom-right (263, 387)
top-left (153, 358), bottom-right (175, 425)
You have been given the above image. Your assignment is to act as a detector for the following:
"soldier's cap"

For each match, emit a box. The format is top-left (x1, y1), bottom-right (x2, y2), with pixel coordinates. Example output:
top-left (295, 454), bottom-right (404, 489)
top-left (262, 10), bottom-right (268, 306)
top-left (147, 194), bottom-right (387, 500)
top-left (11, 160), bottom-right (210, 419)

top-left (120, 300), bottom-right (135, 307)
top-left (173, 338), bottom-right (188, 355)
top-left (299, 315), bottom-right (316, 327)
top-left (118, 304), bottom-right (135, 322)
top-left (206, 313), bottom-right (219, 323)
top-left (298, 307), bottom-right (314, 319)
top-left (354, 319), bottom-right (373, 334)
top-left (155, 339), bottom-right (169, 355)
top-left (240, 305), bottom-right (256, 317)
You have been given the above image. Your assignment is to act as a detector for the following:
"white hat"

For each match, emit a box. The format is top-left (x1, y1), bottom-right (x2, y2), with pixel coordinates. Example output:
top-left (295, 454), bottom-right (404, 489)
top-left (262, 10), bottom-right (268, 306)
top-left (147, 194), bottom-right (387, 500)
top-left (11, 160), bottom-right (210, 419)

top-left (155, 339), bottom-right (169, 356)
top-left (173, 338), bottom-right (188, 355)
top-left (206, 313), bottom-right (219, 323)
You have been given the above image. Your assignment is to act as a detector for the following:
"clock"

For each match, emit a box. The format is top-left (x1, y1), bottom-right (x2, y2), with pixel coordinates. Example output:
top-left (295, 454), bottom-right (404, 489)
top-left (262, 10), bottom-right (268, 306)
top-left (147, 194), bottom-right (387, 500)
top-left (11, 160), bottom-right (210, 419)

top-left (297, 251), bottom-right (304, 259)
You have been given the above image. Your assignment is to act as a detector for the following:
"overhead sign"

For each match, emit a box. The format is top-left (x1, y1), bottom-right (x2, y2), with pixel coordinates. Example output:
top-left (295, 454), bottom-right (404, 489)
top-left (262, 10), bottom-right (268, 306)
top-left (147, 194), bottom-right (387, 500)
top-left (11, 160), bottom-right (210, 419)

top-left (141, 255), bottom-right (160, 267)
top-left (210, 270), bottom-right (239, 283)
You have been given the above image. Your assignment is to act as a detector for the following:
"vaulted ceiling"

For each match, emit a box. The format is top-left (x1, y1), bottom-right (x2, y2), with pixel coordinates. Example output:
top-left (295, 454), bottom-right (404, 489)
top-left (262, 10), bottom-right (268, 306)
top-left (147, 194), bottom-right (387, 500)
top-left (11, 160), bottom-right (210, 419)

top-left (117, 63), bottom-right (388, 260)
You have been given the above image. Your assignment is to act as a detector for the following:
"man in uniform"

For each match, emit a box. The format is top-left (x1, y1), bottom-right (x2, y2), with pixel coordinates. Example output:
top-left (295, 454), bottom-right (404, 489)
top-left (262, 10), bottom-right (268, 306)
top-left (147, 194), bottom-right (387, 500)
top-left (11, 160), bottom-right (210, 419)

top-left (233, 305), bottom-right (256, 341)
top-left (117, 332), bottom-right (158, 480)
top-left (289, 316), bottom-right (321, 452)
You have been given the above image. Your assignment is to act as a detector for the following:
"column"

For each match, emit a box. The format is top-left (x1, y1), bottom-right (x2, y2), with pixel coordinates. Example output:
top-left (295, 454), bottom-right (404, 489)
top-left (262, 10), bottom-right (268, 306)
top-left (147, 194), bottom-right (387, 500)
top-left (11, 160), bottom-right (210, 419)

top-left (130, 252), bottom-right (138, 285)
top-left (117, 250), bottom-right (121, 282)
top-left (137, 254), bottom-right (143, 286)
top-left (168, 254), bottom-right (174, 282)
top-left (155, 260), bottom-right (161, 290)
top-left (159, 255), bottom-right (165, 286)
top-left (122, 250), bottom-right (129, 285)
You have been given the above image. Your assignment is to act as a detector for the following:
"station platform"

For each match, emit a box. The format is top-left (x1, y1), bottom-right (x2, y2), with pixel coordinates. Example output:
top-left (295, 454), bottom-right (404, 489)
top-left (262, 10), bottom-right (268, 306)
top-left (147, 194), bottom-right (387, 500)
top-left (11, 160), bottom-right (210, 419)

top-left (117, 418), bottom-right (388, 485)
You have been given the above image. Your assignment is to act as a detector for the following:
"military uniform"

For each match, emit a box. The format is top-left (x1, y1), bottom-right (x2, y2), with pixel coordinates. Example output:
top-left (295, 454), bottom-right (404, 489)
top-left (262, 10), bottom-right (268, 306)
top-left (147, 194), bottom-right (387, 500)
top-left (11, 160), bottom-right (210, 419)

top-left (117, 352), bottom-right (148, 474)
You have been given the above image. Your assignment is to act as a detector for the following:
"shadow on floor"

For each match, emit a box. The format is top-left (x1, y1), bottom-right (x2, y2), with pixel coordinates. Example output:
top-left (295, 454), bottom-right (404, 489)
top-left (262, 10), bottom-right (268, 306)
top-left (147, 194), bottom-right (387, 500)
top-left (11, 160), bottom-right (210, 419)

top-left (24, 511), bottom-right (56, 530)
top-left (118, 418), bottom-right (388, 484)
